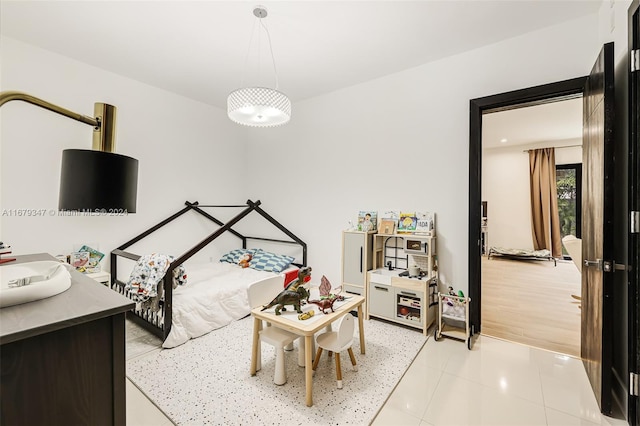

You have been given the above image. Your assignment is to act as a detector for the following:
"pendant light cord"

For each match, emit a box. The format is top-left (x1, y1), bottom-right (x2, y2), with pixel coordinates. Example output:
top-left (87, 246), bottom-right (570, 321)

top-left (259, 17), bottom-right (280, 90)
top-left (240, 14), bottom-right (280, 90)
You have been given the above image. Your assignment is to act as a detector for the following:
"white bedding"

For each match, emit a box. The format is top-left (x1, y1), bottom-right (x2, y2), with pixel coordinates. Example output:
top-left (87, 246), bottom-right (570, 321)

top-left (162, 262), bottom-right (283, 348)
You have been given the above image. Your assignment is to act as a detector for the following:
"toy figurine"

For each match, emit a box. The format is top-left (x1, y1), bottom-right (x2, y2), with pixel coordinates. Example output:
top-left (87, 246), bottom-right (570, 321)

top-left (285, 266), bottom-right (312, 291)
top-left (307, 294), bottom-right (340, 314)
top-left (298, 310), bottom-right (315, 320)
top-left (261, 285), bottom-right (310, 315)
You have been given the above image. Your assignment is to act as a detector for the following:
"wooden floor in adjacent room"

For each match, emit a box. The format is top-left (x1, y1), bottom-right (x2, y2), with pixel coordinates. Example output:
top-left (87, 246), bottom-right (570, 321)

top-left (481, 256), bottom-right (581, 357)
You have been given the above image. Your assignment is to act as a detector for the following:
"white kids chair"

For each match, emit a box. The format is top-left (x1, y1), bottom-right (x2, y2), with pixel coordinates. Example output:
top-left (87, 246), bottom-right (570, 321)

top-left (312, 313), bottom-right (358, 389)
top-left (247, 276), bottom-right (298, 385)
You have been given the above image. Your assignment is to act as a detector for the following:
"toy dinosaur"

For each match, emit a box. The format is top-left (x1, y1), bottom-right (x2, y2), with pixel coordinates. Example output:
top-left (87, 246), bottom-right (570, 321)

top-left (261, 285), bottom-right (310, 315)
top-left (285, 266), bottom-right (312, 291)
top-left (307, 294), bottom-right (340, 314)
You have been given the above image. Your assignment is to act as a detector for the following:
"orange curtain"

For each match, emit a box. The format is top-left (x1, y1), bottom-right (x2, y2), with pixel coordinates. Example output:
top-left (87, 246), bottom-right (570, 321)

top-left (529, 148), bottom-right (562, 257)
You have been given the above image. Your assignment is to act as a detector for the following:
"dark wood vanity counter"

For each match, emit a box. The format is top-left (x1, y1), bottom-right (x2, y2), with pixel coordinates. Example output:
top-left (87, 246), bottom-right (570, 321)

top-left (0, 253), bottom-right (134, 425)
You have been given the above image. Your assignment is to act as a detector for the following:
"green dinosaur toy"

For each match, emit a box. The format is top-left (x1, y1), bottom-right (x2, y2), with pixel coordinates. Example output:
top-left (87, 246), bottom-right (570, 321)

top-left (261, 285), bottom-right (310, 315)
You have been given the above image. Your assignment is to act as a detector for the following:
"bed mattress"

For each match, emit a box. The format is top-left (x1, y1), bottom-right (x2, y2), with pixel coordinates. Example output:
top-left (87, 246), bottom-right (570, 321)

top-left (163, 262), bottom-right (292, 348)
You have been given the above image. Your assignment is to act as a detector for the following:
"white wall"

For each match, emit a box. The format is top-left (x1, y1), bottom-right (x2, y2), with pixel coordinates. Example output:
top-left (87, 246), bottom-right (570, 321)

top-left (482, 140), bottom-right (582, 251)
top-left (3, 5), bottom-right (626, 295)
top-left (245, 14), bottom-right (601, 293)
top-left (0, 36), bottom-right (247, 270)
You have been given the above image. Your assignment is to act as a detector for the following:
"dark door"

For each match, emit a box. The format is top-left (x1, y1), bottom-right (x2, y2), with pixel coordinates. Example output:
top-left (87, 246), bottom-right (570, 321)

top-left (581, 42), bottom-right (615, 414)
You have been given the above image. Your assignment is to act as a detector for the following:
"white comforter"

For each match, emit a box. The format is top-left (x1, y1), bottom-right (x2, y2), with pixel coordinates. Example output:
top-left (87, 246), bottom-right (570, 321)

top-left (162, 262), bottom-right (278, 348)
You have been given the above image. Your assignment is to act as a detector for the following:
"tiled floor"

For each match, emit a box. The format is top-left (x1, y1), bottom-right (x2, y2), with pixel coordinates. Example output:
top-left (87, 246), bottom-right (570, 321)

top-left (125, 319), bottom-right (629, 426)
top-left (372, 335), bottom-right (628, 426)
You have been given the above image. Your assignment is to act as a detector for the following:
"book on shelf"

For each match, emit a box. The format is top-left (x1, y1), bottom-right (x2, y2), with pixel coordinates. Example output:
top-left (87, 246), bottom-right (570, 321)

top-left (378, 219), bottom-right (396, 235)
top-left (76, 245), bottom-right (105, 273)
top-left (415, 211), bottom-right (435, 235)
top-left (378, 210), bottom-right (399, 232)
top-left (397, 211), bottom-right (417, 234)
top-left (357, 210), bottom-right (377, 232)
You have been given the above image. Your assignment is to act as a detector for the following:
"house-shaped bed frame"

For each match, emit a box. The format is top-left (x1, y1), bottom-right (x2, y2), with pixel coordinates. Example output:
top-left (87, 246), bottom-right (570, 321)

top-left (110, 199), bottom-right (307, 340)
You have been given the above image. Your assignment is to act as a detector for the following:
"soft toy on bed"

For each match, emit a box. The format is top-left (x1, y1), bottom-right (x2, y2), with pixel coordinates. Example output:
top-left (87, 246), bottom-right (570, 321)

top-left (238, 253), bottom-right (252, 268)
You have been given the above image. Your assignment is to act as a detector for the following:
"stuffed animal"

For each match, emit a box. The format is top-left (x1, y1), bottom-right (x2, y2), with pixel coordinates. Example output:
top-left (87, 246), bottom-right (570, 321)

top-left (238, 253), bottom-right (252, 268)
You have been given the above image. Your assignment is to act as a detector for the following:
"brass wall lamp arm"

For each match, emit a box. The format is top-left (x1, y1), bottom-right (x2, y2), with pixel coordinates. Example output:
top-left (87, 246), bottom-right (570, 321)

top-left (0, 90), bottom-right (116, 153)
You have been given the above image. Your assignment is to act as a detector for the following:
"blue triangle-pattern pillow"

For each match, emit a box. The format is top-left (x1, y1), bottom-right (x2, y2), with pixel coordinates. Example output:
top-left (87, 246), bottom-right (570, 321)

top-left (220, 248), bottom-right (256, 264)
top-left (249, 249), bottom-right (295, 273)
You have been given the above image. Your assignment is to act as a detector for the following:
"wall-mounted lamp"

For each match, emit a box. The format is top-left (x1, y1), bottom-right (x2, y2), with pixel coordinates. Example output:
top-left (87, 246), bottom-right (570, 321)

top-left (0, 91), bottom-right (138, 213)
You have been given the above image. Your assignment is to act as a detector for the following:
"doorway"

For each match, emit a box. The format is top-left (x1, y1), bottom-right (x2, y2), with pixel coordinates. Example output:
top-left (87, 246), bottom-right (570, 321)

top-left (480, 98), bottom-right (583, 357)
top-left (468, 77), bottom-right (587, 333)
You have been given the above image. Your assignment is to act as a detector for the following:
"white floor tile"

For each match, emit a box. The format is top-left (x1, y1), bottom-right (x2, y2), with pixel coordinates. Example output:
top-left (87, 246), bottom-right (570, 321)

top-left (539, 367), bottom-right (602, 423)
top-left (382, 334), bottom-right (632, 426)
top-left (126, 379), bottom-right (173, 426)
top-left (383, 364), bottom-right (443, 418)
top-left (422, 372), bottom-right (548, 425)
top-left (545, 407), bottom-right (601, 425)
top-left (442, 340), bottom-right (545, 404)
top-left (372, 404), bottom-right (423, 426)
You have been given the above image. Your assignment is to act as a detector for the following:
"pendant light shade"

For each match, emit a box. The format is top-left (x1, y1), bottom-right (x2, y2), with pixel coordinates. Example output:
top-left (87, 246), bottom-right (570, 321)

top-left (59, 149), bottom-right (139, 212)
top-left (228, 87), bottom-right (291, 127)
top-left (228, 6), bottom-right (291, 127)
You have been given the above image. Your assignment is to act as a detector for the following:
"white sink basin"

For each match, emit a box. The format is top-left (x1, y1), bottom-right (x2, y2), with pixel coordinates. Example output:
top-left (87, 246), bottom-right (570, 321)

top-left (0, 261), bottom-right (72, 308)
top-left (371, 268), bottom-right (401, 276)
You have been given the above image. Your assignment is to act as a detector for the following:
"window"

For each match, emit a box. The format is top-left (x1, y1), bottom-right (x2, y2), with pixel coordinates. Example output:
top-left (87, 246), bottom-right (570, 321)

top-left (556, 163), bottom-right (582, 257)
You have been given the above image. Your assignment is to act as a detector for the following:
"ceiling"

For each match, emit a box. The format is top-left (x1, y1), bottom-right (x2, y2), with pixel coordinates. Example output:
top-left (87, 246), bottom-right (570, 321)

top-left (1, 1), bottom-right (601, 110)
top-left (482, 97), bottom-right (583, 149)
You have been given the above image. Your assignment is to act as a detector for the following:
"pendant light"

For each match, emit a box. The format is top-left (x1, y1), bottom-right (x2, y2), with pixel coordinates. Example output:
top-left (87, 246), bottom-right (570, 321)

top-left (228, 6), bottom-right (291, 127)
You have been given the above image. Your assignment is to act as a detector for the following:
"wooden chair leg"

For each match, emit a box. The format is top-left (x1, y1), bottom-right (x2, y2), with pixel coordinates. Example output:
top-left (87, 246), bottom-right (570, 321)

top-left (312, 347), bottom-right (323, 371)
top-left (347, 347), bottom-right (358, 372)
top-left (335, 352), bottom-right (343, 389)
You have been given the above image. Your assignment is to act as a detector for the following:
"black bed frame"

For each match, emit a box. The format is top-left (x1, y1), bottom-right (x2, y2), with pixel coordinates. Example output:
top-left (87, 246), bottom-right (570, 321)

top-left (487, 247), bottom-right (557, 266)
top-left (110, 199), bottom-right (307, 340)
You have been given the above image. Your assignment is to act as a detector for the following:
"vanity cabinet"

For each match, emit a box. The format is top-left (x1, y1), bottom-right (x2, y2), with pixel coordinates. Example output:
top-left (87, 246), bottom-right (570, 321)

top-left (0, 254), bottom-right (134, 426)
top-left (341, 231), bottom-right (374, 296)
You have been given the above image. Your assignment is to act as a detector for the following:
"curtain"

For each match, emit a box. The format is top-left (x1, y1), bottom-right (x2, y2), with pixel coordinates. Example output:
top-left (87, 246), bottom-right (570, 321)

top-left (529, 148), bottom-right (562, 257)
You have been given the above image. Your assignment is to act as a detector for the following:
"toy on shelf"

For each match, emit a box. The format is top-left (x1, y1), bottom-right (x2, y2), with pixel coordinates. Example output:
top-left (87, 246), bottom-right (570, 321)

top-left (0, 242), bottom-right (16, 264)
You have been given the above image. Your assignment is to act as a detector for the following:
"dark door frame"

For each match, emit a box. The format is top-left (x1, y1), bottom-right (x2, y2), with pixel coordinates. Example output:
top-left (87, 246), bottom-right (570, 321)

top-left (628, 2), bottom-right (639, 424)
top-left (468, 77), bottom-right (587, 332)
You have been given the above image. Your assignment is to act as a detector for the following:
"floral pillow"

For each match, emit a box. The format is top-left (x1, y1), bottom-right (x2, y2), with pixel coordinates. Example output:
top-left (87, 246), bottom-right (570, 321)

top-left (219, 248), bottom-right (256, 264)
top-left (249, 249), bottom-right (295, 273)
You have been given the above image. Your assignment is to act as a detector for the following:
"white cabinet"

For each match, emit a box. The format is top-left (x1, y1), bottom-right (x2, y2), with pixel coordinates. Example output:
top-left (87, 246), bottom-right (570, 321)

top-left (368, 274), bottom-right (394, 318)
top-left (87, 271), bottom-right (111, 286)
top-left (341, 231), bottom-right (374, 296)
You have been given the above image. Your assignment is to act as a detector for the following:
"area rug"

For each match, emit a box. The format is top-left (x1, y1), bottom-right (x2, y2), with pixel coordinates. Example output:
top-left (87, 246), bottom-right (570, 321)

top-left (127, 316), bottom-right (427, 425)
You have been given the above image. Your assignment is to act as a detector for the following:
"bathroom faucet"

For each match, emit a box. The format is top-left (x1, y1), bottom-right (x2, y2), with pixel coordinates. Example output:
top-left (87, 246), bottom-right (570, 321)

top-left (386, 261), bottom-right (393, 271)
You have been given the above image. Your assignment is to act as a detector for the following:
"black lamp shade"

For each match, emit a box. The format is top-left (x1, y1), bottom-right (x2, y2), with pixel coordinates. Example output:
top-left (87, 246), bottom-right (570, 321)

top-left (59, 149), bottom-right (138, 213)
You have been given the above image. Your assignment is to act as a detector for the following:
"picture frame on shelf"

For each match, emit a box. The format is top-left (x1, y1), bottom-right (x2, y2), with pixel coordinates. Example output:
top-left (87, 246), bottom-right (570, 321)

top-left (379, 219), bottom-right (396, 235)
top-left (357, 211), bottom-right (377, 232)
